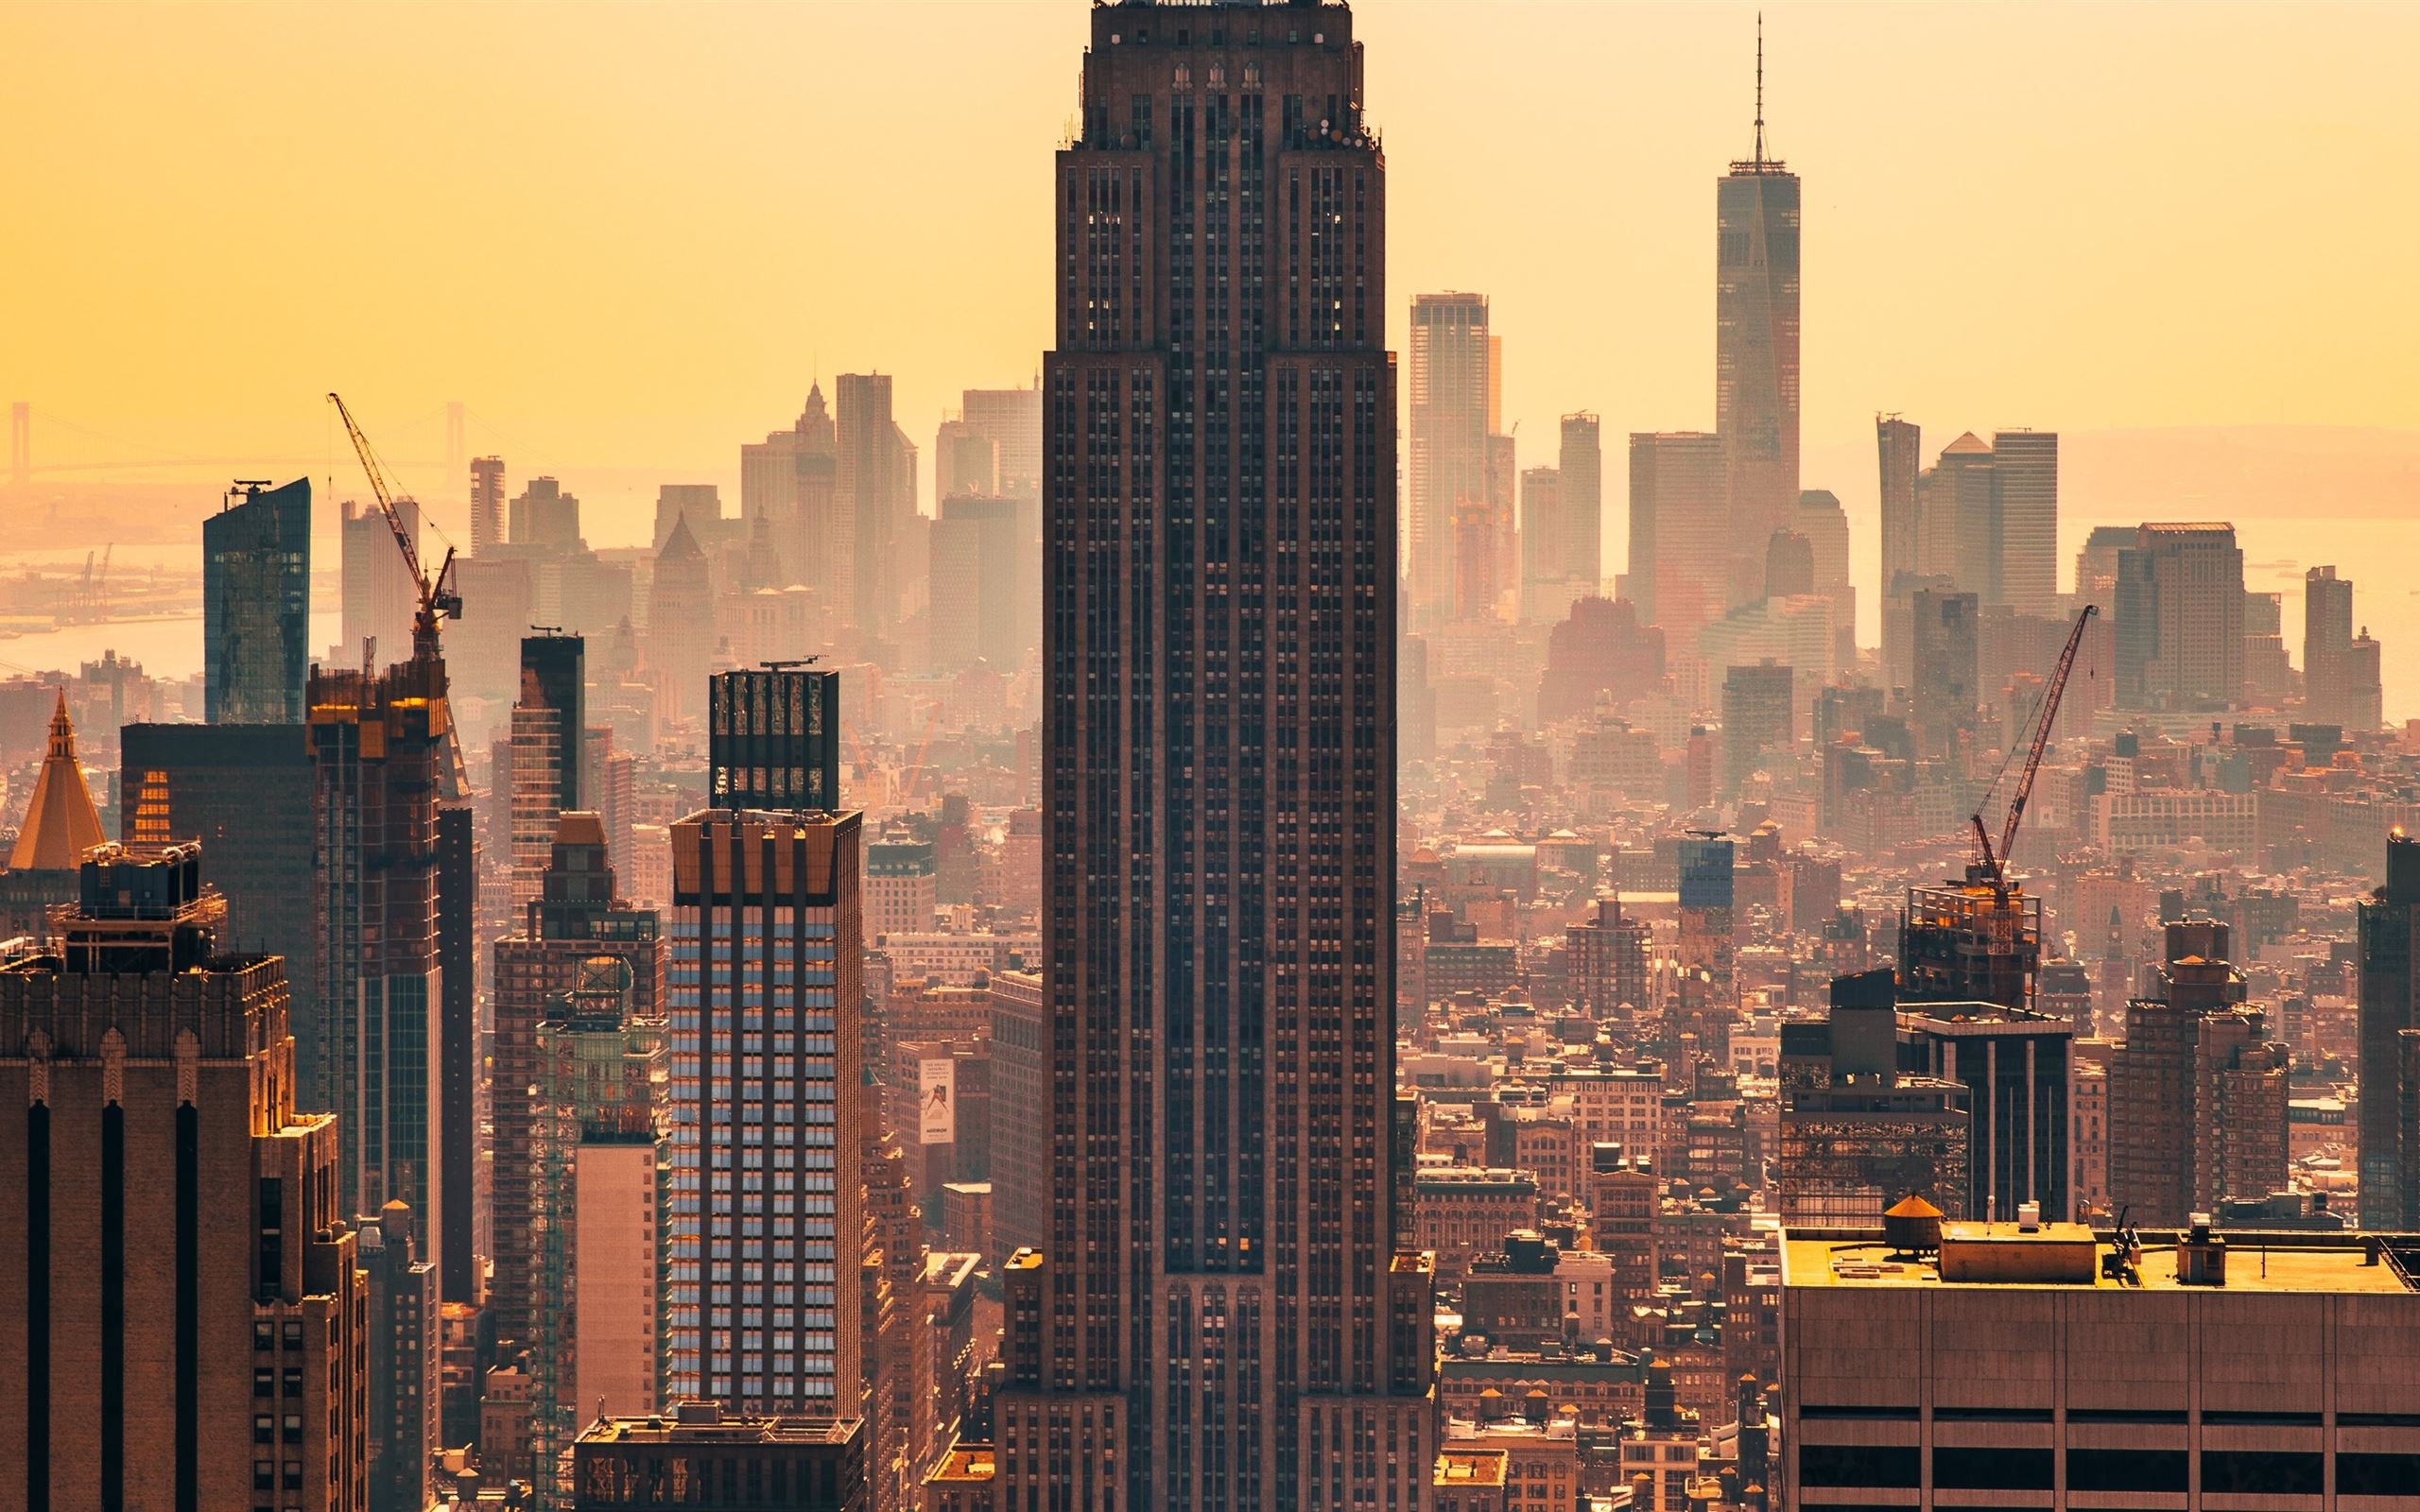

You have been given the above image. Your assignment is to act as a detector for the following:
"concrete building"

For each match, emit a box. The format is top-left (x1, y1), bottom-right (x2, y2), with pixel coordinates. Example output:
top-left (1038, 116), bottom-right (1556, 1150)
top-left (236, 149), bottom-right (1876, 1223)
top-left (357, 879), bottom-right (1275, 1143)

top-left (2116, 523), bottom-right (2246, 712)
top-left (1409, 292), bottom-right (1494, 631)
top-left (470, 455), bottom-right (506, 556)
top-left (1721, 659), bottom-right (1795, 795)
top-left (1876, 414), bottom-right (1921, 594)
top-left (0, 844), bottom-right (366, 1512)
top-left (862, 833), bottom-right (936, 947)
top-left (645, 514), bottom-right (713, 728)
top-left (1628, 431), bottom-right (1729, 645)
top-left (2110, 919), bottom-right (2290, 1227)
top-left (360, 1199), bottom-right (439, 1512)
top-left (2305, 565), bottom-right (2383, 731)
top-left (2358, 832), bottom-right (2420, 1228)
top-left (492, 813), bottom-right (662, 1357)
top-left (1782, 1219), bottom-right (2420, 1509)
top-left (531, 954), bottom-right (670, 1497)
top-left (341, 494), bottom-right (420, 667)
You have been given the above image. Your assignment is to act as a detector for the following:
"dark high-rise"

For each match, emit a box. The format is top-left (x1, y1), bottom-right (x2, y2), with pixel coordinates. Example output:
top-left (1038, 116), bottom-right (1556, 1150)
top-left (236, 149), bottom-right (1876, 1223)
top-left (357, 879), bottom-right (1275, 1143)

top-left (203, 476), bottom-right (311, 724)
top-left (2360, 833), bottom-right (2420, 1228)
top-left (708, 665), bottom-right (840, 813)
top-left (1716, 24), bottom-right (1801, 596)
top-left (309, 650), bottom-right (452, 1259)
top-left (511, 631), bottom-right (586, 906)
top-left (1001, 9), bottom-right (1436, 1508)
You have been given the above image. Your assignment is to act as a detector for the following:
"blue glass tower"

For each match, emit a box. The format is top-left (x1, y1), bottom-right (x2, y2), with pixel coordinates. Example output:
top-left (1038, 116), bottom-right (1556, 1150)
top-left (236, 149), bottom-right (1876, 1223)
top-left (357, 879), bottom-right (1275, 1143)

top-left (204, 476), bottom-right (312, 723)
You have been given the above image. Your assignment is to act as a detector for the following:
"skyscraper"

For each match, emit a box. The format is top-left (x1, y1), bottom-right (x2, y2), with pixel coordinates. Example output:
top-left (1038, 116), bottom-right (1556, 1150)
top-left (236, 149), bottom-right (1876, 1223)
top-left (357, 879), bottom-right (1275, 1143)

top-left (1409, 291), bottom-right (1492, 630)
top-left (1909, 587), bottom-right (1979, 759)
top-left (1990, 430), bottom-right (2058, 616)
top-left (1716, 25), bottom-right (1801, 593)
top-left (341, 495), bottom-right (421, 664)
top-left (1627, 430), bottom-right (1728, 644)
top-left (0, 843), bottom-right (366, 1512)
top-left (1516, 465), bottom-right (1565, 625)
top-left (1005, 9), bottom-right (1436, 1508)
top-left (204, 476), bottom-right (311, 724)
top-left (666, 808), bottom-right (862, 1412)
top-left (1876, 414), bottom-right (1921, 593)
top-left (2305, 565), bottom-right (2383, 730)
top-left (470, 455), bottom-right (506, 557)
top-left (492, 812), bottom-right (662, 1360)
top-left (837, 372), bottom-right (910, 637)
top-left (647, 514), bottom-right (713, 728)
top-left (360, 1199), bottom-right (440, 1512)
top-left (530, 954), bottom-right (670, 1495)
top-left (510, 631), bottom-right (586, 906)
top-left (2360, 833), bottom-right (2420, 1228)
top-left (308, 649), bottom-right (451, 1256)
top-left (2114, 523), bottom-right (2246, 711)
top-left (927, 495), bottom-right (1025, 672)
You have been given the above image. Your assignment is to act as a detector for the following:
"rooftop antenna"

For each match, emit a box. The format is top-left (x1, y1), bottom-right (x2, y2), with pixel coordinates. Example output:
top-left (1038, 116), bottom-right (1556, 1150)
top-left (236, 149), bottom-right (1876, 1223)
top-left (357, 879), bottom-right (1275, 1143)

top-left (1754, 12), bottom-right (1767, 166)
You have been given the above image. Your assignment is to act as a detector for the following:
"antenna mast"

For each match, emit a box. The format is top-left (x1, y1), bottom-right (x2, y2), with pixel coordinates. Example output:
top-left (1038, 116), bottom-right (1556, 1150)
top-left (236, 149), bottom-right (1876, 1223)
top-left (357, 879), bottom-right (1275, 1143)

top-left (1754, 13), bottom-right (1767, 165)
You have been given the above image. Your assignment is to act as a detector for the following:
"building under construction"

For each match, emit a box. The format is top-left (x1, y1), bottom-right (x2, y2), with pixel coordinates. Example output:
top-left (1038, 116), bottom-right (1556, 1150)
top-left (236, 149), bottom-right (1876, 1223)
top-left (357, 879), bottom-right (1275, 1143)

top-left (1900, 880), bottom-right (2041, 1013)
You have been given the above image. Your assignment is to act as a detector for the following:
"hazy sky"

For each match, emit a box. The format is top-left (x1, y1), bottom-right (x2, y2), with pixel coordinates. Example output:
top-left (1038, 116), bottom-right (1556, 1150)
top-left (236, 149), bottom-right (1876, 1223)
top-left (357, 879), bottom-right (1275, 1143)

top-left (10, 0), bottom-right (2418, 557)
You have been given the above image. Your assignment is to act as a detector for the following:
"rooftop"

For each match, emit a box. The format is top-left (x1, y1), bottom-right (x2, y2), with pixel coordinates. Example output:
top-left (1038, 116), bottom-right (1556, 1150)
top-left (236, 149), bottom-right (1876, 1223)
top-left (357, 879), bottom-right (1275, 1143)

top-left (1785, 1226), bottom-right (2412, 1296)
top-left (925, 1443), bottom-right (996, 1485)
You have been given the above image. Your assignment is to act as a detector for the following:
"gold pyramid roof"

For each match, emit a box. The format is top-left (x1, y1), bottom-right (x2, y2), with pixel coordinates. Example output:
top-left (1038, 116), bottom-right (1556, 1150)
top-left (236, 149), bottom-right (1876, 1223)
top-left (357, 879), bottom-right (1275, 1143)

top-left (9, 690), bottom-right (106, 871)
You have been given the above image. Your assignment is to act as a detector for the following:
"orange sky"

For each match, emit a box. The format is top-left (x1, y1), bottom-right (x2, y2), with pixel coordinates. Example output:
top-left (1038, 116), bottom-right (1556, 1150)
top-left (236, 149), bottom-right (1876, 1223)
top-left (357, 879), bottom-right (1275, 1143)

top-left (9, 0), bottom-right (2418, 561)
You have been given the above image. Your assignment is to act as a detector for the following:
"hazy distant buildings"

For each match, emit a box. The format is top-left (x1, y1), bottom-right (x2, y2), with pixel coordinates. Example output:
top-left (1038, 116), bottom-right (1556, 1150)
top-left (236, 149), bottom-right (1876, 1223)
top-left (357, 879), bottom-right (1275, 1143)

top-left (1629, 430), bottom-right (1728, 646)
top-left (1001, 11), bottom-right (1437, 1509)
top-left (204, 476), bottom-right (311, 723)
top-left (1717, 54), bottom-right (1801, 595)
top-left (2115, 523), bottom-right (2246, 711)
top-left (836, 372), bottom-right (916, 640)
top-left (1722, 660), bottom-right (1795, 794)
top-left (470, 455), bottom-right (506, 556)
top-left (1909, 588), bottom-right (1979, 758)
top-left (646, 514), bottom-right (713, 727)
top-left (2306, 565), bottom-right (2383, 730)
top-left (1520, 414), bottom-right (1605, 626)
top-left (0, 844), bottom-right (366, 1511)
top-left (341, 494), bottom-right (420, 664)
top-left (1409, 291), bottom-right (1494, 629)
top-left (1876, 415), bottom-right (1920, 590)
top-left (1990, 430), bottom-right (2059, 616)
top-left (743, 387), bottom-right (840, 589)
top-left (928, 495), bottom-right (1024, 672)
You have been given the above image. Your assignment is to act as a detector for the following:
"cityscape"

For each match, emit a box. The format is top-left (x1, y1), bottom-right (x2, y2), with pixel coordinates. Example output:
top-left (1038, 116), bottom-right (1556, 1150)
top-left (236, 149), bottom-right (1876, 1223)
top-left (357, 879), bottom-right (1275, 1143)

top-left (8, 2), bottom-right (2420, 1510)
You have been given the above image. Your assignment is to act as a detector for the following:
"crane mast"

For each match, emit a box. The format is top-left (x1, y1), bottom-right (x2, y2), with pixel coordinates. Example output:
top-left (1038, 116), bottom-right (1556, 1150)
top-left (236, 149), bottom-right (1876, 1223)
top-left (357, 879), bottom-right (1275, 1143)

top-left (1972, 602), bottom-right (2098, 891)
top-left (326, 391), bottom-right (460, 662)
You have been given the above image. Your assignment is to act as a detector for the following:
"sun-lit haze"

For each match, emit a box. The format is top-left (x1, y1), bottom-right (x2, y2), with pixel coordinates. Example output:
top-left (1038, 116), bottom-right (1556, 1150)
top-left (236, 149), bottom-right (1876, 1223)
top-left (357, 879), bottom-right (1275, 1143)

top-left (9, 0), bottom-right (2420, 691)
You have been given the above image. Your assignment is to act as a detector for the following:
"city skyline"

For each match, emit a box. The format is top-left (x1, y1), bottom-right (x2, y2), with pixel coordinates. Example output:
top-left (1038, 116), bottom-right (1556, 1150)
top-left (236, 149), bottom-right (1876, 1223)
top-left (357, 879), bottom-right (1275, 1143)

top-left (9, 3), bottom-right (2417, 524)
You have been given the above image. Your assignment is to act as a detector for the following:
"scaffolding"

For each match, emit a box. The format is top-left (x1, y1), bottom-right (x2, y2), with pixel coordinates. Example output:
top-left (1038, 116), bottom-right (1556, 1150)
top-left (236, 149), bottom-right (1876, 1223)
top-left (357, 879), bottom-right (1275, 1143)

top-left (1900, 883), bottom-right (2041, 1013)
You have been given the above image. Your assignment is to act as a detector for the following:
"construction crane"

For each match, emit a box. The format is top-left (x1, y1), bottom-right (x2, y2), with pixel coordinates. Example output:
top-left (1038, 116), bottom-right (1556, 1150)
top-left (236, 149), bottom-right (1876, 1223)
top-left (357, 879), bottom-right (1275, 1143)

top-left (326, 391), bottom-right (460, 661)
top-left (1970, 602), bottom-right (2098, 891)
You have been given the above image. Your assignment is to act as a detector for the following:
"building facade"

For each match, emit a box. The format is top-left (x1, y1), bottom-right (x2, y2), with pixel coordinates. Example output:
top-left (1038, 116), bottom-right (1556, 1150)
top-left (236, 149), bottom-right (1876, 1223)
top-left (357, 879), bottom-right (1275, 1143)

top-left (666, 808), bottom-right (863, 1412)
top-left (203, 476), bottom-right (312, 724)
top-left (1001, 9), bottom-right (1438, 1510)
top-left (0, 844), bottom-right (367, 1512)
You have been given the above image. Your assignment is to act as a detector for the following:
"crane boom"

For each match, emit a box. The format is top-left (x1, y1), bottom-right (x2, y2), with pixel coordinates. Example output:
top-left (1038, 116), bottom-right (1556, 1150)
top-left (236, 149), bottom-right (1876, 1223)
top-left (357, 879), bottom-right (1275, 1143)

top-left (327, 392), bottom-right (460, 660)
top-left (1975, 602), bottom-right (2097, 888)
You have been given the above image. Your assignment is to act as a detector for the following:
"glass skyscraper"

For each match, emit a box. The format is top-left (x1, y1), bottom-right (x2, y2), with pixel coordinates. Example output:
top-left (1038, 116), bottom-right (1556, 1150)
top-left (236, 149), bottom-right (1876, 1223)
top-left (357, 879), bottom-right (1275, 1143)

top-left (1716, 33), bottom-right (1801, 604)
top-left (203, 475), bottom-right (311, 723)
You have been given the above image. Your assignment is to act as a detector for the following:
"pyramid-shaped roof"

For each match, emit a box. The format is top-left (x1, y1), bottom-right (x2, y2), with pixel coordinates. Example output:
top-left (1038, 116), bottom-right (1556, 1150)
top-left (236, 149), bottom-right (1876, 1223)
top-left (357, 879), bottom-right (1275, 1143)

top-left (658, 510), bottom-right (703, 562)
top-left (9, 690), bottom-right (105, 871)
top-left (1941, 431), bottom-right (1992, 456)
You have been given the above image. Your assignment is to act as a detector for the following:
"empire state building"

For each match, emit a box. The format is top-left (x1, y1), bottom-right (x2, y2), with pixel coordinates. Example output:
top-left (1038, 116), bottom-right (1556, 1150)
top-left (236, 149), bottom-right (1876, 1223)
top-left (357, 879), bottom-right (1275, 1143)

top-left (994, 3), bottom-right (1437, 1509)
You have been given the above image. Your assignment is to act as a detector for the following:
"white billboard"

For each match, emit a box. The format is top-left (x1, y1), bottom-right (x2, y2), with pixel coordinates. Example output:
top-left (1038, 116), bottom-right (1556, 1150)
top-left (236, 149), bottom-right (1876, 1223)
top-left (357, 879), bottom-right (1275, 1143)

top-left (918, 1057), bottom-right (956, 1144)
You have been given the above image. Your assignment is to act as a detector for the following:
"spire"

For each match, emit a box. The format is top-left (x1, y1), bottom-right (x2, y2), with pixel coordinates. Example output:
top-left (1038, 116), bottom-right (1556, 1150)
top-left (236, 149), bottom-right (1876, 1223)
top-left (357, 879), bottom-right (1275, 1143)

top-left (1753, 12), bottom-right (1766, 166)
top-left (9, 690), bottom-right (106, 872)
